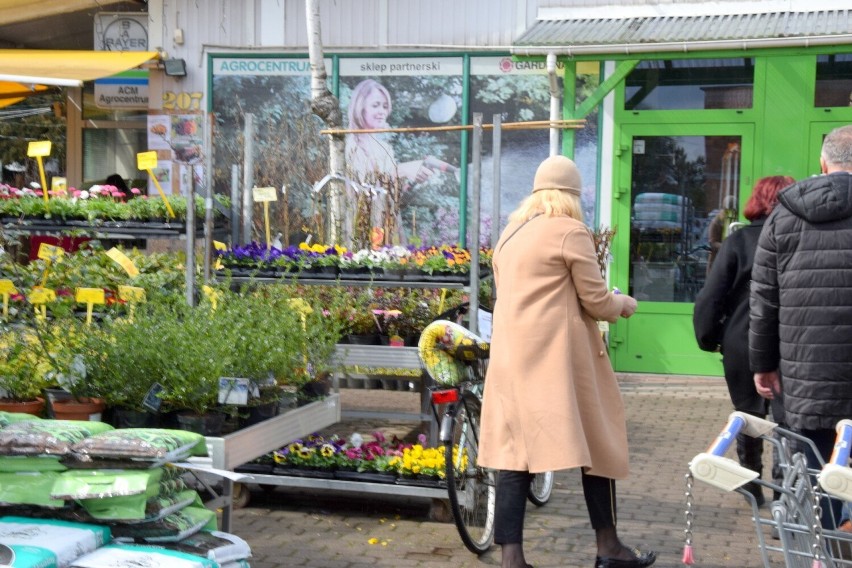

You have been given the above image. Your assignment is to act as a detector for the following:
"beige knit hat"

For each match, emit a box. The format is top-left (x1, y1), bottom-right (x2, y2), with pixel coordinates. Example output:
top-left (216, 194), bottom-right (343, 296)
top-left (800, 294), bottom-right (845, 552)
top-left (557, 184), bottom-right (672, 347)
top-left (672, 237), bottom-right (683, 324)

top-left (532, 155), bottom-right (582, 195)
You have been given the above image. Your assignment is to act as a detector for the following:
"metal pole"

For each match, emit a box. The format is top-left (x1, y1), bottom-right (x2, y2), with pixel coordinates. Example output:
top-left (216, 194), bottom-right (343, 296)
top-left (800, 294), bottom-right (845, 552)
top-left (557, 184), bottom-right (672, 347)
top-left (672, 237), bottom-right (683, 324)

top-left (241, 113), bottom-right (255, 245)
top-left (491, 113), bottom-right (502, 248)
top-left (230, 165), bottom-right (240, 246)
top-left (202, 111), bottom-right (213, 282)
top-left (469, 113), bottom-right (482, 335)
top-left (185, 164), bottom-right (196, 307)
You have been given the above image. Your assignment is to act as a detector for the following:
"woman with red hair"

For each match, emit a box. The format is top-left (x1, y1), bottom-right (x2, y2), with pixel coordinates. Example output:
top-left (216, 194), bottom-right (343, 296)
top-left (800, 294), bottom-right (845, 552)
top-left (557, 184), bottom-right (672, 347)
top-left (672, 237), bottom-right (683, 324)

top-left (693, 175), bottom-right (794, 506)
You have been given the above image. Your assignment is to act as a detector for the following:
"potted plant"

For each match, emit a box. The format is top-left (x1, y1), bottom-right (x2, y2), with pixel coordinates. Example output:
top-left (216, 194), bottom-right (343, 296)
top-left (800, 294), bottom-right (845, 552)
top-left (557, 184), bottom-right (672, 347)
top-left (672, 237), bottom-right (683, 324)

top-left (0, 326), bottom-right (51, 415)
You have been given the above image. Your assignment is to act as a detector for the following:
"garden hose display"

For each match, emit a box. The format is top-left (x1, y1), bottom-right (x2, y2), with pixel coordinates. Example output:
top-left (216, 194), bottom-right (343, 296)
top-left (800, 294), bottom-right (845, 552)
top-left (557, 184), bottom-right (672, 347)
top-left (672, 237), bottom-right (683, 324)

top-left (418, 320), bottom-right (489, 385)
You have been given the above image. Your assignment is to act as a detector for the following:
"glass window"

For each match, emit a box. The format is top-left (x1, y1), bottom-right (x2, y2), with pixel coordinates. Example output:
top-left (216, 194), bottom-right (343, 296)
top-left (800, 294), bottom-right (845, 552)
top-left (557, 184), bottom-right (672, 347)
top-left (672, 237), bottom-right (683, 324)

top-left (629, 135), bottom-right (741, 302)
top-left (815, 53), bottom-right (852, 107)
top-left (625, 58), bottom-right (754, 111)
top-left (82, 128), bottom-right (147, 187)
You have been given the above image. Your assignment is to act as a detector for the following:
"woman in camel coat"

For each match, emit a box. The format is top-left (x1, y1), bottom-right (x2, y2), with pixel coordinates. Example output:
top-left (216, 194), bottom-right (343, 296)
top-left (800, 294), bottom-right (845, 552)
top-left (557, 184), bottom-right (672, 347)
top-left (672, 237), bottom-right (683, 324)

top-left (478, 155), bottom-right (655, 568)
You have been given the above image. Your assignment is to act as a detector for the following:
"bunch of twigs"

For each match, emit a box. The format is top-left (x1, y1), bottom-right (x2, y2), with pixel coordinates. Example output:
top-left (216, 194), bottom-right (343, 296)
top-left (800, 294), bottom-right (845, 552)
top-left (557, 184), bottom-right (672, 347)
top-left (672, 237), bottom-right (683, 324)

top-left (592, 226), bottom-right (616, 279)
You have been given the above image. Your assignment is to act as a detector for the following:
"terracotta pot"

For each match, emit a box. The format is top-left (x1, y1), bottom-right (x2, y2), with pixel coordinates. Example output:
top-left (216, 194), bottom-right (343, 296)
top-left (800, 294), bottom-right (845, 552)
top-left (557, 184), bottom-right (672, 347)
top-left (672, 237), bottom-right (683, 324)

top-left (0, 397), bottom-right (45, 416)
top-left (51, 397), bottom-right (106, 421)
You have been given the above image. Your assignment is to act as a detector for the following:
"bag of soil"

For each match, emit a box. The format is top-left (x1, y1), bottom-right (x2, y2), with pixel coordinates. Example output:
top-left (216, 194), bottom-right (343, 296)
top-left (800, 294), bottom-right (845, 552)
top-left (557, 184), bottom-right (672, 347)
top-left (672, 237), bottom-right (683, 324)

top-left (70, 544), bottom-right (216, 568)
top-left (108, 506), bottom-right (217, 543)
top-left (0, 420), bottom-right (113, 456)
top-left (69, 428), bottom-right (208, 467)
top-left (0, 516), bottom-right (110, 568)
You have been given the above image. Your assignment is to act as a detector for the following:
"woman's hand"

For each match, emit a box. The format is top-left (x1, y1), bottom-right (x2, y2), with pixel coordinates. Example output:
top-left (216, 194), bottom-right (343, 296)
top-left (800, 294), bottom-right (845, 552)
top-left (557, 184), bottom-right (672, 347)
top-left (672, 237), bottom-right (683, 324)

top-left (398, 160), bottom-right (435, 184)
top-left (618, 294), bottom-right (638, 318)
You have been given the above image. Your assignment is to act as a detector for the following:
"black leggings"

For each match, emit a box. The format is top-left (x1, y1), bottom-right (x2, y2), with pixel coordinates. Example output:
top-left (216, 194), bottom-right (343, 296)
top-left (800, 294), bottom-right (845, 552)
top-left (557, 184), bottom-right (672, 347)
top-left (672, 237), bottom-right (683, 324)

top-left (494, 469), bottom-right (616, 544)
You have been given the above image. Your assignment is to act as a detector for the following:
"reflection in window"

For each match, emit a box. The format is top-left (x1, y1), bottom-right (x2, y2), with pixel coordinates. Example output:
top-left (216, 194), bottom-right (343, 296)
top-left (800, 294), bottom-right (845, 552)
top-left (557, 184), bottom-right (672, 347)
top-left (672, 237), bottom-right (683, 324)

top-left (625, 58), bottom-right (754, 111)
top-left (629, 135), bottom-right (741, 302)
top-left (83, 128), bottom-right (147, 187)
top-left (815, 53), bottom-right (852, 107)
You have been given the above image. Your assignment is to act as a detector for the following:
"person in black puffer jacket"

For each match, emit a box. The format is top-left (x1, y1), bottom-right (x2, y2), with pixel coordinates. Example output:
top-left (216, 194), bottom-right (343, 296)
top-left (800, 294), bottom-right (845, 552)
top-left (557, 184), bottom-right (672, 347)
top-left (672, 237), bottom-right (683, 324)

top-left (750, 124), bottom-right (852, 527)
top-left (694, 175), bottom-right (794, 508)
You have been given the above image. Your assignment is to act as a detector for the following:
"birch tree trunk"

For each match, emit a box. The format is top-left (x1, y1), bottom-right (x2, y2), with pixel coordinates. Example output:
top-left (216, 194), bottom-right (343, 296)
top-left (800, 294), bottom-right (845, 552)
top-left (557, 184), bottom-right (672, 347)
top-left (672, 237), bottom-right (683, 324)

top-left (306, 0), bottom-right (347, 245)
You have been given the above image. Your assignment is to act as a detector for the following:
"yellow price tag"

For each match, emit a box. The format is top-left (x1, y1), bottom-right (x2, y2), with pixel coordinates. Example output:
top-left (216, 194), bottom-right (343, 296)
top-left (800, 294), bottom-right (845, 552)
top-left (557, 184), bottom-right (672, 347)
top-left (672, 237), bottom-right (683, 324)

top-left (75, 288), bottom-right (105, 304)
top-left (106, 247), bottom-right (140, 277)
top-left (75, 287), bottom-right (104, 326)
top-left (137, 150), bottom-right (159, 170)
top-left (28, 287), bottom-right (56, 304)
top-left (27, 140), bottom-right (51, 157)
top-left (0, 280), bottom-right (17, 295)
top-left (37, 243), bottom-right (64, 262)
top-left (51, 177), bottom-right (67, 195)
top-left (252, 186), bottom-right (278, 202)
top-left (118, 286), bottom-right (146, 303)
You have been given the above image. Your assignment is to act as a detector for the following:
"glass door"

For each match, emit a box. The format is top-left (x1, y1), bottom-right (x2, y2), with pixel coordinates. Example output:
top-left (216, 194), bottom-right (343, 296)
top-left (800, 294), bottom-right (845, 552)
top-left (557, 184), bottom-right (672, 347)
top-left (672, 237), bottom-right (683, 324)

top-left (610, 124), bottom-right (753, 375)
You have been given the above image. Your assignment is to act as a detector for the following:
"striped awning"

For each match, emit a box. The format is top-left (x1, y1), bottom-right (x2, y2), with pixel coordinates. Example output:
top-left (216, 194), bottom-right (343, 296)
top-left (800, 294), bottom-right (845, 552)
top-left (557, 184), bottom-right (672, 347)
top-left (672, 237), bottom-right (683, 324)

top-left (513, 8), bottom-right (852, 55)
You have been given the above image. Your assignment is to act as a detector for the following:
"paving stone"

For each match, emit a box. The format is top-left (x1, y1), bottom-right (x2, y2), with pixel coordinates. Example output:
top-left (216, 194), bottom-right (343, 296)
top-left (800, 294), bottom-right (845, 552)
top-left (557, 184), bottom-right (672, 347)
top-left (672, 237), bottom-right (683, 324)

top-left (228, 375), bottom-right (791, 567)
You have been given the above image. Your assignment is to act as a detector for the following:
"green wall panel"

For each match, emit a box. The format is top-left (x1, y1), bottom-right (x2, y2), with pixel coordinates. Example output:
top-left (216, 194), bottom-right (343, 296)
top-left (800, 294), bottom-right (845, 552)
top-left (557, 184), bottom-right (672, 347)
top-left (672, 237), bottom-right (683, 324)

top-left (756, 56), bottom-right (813, 178)
top-left (612, 310), bottom-right (723, 376)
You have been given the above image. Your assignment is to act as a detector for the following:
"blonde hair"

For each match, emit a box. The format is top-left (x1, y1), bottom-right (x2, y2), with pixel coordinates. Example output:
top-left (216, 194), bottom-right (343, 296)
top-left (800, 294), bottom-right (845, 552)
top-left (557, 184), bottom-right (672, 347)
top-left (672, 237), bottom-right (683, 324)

top-left (508, 189), bottom-right (583, 223)
top-left (348, 79), bottom-right (392, 131)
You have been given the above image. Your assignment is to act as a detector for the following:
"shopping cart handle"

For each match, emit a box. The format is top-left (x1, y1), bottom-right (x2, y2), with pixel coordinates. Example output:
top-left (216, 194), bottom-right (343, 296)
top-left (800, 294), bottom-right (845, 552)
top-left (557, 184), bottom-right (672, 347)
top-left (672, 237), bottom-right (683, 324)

top-left (829, 419), bottom-right (852, 466)
top-left (689, 453), bottom-right (759, 492)
top-left (818, 419), bottom-right (852, 501)
top-left (820, 464), bottom-right (852, 501)
top-left (706, 412), bottom-right (777, 457)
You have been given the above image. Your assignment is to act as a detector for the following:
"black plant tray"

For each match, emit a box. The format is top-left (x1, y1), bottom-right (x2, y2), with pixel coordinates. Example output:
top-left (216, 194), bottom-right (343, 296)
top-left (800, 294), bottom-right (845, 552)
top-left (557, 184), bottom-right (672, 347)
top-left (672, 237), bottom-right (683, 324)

top-left (395, 476), bottom-right (447, 488)
top-left (1, 217), bottom-right (228, 239)
top-left (234, 463), bottom-right (275, 474)
top-left (272, 466), bottom-right (335, 479)
top-left (334, 470), bottom-right (398, 484)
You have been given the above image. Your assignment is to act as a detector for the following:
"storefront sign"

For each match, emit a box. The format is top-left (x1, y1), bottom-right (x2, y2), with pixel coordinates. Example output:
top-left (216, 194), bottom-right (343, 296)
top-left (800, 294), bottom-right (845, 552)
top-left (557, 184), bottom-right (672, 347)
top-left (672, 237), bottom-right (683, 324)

top-left (95, 69), bottom-right (149, 109)
top-left (339, 57), bottom-right (463, 77)
top-left (94, 13), bottom-right (148, 52)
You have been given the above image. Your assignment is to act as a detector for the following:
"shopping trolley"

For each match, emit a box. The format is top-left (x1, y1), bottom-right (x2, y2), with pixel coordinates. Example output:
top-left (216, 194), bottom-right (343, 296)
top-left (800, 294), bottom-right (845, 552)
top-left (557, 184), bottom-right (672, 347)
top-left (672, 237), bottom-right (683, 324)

top-left (685, 412), bottom-right (852, 567)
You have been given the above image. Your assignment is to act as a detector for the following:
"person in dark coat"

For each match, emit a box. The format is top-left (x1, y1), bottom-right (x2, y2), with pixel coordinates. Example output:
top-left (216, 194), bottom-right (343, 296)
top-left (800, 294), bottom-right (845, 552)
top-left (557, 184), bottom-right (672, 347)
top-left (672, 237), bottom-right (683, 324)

top-left (694, 175), bottom-right (794, 507)
top-left (750, 124), bottom-right (852, 527)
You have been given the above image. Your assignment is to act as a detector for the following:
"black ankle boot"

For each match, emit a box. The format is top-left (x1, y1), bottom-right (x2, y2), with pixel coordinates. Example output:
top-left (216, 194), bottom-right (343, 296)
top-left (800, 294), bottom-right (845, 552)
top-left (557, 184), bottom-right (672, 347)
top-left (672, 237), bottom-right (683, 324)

top-left (743, 481), bottom-right (765, 507)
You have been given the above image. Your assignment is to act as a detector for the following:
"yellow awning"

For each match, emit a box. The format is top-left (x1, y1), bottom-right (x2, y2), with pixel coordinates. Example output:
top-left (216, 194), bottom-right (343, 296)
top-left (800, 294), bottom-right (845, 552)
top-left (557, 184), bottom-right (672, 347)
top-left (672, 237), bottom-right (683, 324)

top-left (0, 81), bottom-right (49, 107)
top-left (0, 49), bottom-right (158, 108)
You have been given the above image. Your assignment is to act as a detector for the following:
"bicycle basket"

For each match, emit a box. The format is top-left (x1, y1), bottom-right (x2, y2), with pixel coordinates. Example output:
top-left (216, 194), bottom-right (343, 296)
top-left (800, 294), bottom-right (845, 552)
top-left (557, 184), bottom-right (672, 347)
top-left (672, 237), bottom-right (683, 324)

top-left (418, 320), bottom-right (489, 385)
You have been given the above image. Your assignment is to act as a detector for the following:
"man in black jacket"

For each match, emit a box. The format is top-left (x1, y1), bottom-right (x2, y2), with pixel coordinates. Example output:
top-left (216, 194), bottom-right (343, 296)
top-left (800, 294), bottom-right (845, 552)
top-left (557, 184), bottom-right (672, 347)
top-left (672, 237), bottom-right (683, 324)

top-left (749, 124), bottom-right (852, 527)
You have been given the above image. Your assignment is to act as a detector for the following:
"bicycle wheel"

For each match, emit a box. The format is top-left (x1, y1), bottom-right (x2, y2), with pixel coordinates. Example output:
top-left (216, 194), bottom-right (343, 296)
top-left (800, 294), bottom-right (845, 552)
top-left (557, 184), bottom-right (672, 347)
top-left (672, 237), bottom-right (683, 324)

top-left (444, 397), bottom-right (496, 555)
top-left (528, 471), bottom-right (554, 506)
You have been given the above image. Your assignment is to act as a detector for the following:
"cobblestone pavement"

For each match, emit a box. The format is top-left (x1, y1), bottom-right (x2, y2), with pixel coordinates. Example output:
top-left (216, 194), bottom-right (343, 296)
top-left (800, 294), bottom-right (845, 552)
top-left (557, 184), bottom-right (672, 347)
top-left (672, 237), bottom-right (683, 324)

top-left (228, 375), bottom-right (785, 568)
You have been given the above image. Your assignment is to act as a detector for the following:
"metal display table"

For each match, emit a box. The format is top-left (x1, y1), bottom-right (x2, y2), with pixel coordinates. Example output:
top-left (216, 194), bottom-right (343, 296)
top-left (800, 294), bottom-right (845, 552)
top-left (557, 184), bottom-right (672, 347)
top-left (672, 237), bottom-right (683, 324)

top-left (332, 343), bottom-right (438, 443)
top-left (186, 393), bottom-right (341, 531)
top-left (1, 217), bottom-right (229, 240)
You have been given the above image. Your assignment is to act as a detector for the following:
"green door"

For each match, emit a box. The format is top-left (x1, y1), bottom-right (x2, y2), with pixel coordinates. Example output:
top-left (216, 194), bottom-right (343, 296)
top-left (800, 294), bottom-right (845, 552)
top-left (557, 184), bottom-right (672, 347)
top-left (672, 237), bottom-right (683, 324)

top-left (610, 123), bottom-right (754, 375)
top-left (809, 121), bottom-right (852, 173)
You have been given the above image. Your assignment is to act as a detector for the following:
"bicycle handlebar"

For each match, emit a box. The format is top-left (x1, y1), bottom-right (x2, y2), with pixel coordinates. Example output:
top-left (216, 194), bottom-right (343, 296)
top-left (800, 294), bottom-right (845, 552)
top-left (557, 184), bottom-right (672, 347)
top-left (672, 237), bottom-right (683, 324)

top-left (418, 319), bottom-right (489, 386)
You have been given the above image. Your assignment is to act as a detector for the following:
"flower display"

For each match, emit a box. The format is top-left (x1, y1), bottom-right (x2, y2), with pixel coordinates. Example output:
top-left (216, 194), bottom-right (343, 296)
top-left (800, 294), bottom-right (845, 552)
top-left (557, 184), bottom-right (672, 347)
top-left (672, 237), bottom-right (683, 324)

top-left (0, 183), bottom-right (230, 222)
top-left (398, 433), bottom-right (448, 479)
top-left (273, 434), bottom-right (347, 470)
top-left (410, 244), bottom-right (471, 275)
top-left (268, 430), bottom-right (451, 479)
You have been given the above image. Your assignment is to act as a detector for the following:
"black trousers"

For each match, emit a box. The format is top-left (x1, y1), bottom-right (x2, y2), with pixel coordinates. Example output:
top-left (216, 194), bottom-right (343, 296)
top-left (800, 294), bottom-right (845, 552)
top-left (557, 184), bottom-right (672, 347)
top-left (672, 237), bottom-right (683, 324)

top-left (494, 469), bottom-right (617, 544)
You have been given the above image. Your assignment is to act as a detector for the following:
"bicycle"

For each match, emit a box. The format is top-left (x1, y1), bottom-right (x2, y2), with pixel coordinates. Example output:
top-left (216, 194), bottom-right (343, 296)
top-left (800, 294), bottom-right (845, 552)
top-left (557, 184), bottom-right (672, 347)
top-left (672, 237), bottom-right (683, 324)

top-left (418, 316), bottom-right (553, 555)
